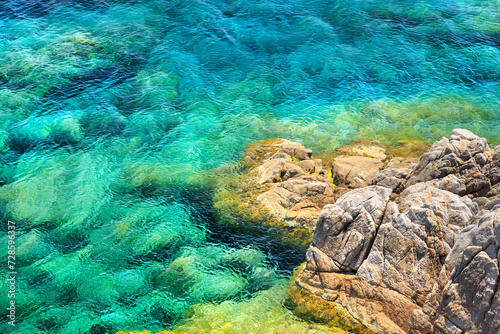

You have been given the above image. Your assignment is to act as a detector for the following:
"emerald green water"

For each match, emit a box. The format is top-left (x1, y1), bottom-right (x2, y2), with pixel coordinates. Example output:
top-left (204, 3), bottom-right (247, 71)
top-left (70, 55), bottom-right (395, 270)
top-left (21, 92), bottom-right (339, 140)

top-left (0, 0), bottom-right (499, 333)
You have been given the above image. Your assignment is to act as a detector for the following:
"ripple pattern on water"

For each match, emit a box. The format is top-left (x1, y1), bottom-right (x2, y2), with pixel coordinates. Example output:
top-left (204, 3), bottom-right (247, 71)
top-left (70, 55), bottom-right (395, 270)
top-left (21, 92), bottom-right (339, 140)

top-left (0, 0), bottom-right (499, 333)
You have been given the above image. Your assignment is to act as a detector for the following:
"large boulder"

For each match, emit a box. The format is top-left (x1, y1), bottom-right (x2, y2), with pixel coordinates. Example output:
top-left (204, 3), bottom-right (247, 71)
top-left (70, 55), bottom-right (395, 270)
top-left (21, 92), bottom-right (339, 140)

top-left (403, 129), bottom-right (496, 197)
top-left (409, 199), bottom-right (500, 334)
top-left (332, 156), bottom-right (384, 189)
top-left (306, 186), bottom-right (392, 273)
top-left (357, 183), bottom-right (477, 306)
top-left (371, 167), bottom-right (411, 191)
top-left (291, 129), bottom-right (500, 334)
top-left (293, 268), bottom-right (419, 334)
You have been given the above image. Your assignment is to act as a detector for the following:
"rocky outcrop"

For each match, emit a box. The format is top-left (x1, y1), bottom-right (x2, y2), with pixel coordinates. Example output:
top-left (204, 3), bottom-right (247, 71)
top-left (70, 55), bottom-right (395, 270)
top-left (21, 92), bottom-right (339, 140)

top-left (404, 129), bottom-right (496, 197)
top-left (357, 184), bottom-right (477, 306)
top-left (257, 174), bottom-right (336, 228)
top-left (330, 140), bottom-right (417, 190)
top-left (332, 156), bottom-right (384, 189)
top-left (212, 138), bottom-right (337, 249)
top-left (371, 167), bottom-right (411, 191)
top-left (307, 186), bottom-right (392, 273)
top-left (290, 129), bottom-right (500, 334)
top-left (214, 138), bottom-right (423, 249)
top-left (410, 198), bottom-right (500, 334)
top-left (254, 141), bottom-right (335, 229)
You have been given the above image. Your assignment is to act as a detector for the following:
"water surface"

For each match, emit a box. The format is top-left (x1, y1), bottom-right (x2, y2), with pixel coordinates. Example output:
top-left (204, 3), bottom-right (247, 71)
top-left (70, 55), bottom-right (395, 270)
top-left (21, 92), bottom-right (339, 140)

top-left (1, 0), bottom-right (500, 333)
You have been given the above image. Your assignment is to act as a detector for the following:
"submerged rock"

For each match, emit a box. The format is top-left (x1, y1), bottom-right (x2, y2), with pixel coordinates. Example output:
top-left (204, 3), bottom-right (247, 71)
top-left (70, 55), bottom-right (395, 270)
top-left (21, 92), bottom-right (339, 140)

top-left (290, 129), bottom-right (500, 334)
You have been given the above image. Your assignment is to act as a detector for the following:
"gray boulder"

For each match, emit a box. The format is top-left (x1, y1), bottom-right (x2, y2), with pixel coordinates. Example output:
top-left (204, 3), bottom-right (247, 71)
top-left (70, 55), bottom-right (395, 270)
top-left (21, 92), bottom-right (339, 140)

top-left (404, 129), bottom-right (494, 197)
top-left (357, 183), bottom-right (477, 306)
top-left (293, 129), bottom-right (500, 334)
top-left (372, 167), bottom-right (411, 191)
top-left (409, 199), bottom-right (500, 334)
top-left (306, 186), bottom-right (392, 272)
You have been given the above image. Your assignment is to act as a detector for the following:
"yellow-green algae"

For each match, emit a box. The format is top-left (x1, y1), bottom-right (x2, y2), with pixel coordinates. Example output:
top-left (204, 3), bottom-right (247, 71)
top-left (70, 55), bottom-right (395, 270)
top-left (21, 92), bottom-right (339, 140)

top-left (340, 94), bottom-right (500, 147)
top-left (212, 139), bottom-right (315, 251)
top-left (286, 265), bottom-right (376, 334)
top-left (116, 283), bottom-right (347, 334)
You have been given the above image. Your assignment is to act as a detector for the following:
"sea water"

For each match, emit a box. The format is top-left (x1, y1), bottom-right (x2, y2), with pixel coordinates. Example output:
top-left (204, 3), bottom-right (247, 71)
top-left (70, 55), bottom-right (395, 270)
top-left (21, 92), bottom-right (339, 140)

top-left (0, 0), bottom-right (499, 333)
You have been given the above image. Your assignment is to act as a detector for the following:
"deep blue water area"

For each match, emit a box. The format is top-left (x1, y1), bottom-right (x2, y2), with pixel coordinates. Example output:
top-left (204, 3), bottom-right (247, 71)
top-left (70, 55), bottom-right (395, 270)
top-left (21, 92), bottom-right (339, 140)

top-left (0, 0), bottom-right (499, 333)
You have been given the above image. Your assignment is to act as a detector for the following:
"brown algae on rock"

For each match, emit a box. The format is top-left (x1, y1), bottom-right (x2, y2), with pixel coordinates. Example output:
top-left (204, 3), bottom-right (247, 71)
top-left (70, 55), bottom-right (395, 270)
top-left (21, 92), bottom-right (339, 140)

top-left (212, 138), bottom-right (330, 249)
top-left (286, 264), bottom-right (376, 334)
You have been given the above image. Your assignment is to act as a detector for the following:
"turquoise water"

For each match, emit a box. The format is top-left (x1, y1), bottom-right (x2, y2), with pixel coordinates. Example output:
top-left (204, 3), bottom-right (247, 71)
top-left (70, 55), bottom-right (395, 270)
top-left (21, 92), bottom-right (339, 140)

top-left (0, 0), bottom-right (500, 333)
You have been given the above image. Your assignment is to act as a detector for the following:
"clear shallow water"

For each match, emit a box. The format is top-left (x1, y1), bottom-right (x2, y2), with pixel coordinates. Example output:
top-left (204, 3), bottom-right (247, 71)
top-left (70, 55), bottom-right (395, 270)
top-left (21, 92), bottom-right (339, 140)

top-left (0, 0), bottom-right (499, 333)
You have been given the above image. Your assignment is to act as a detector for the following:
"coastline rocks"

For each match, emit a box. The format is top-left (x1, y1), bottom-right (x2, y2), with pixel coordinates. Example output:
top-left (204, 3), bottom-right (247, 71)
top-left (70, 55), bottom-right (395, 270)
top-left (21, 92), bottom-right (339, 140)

top-left (213, 138), bottom-right (423, 249)
top-left (371, 167), bottom-right (411, 191)
top-left (410, 199), bottom-right (500, 334)
top-left (332, 156), bottom-right (384, 189)
top-left (307, 186), bottom-right (392, 273)
top-left (330, 140), bottom-right (388, 190)
top-left (257, 174), bottom-right (336, 228)
top-left (290, 129), bottom-right (500, 334)
top-left (331, 139), bottom-right (420, 191)
top-left (252, 140), bottom-right (336, 231)
top-left (404, 129), bottom-right (496, 197)
top-left (357, 183), bottom-right (477, 306)
top-left (293, 268), bottom-right (418, 334)
top-left (213, 138), bottom-right (336, 249)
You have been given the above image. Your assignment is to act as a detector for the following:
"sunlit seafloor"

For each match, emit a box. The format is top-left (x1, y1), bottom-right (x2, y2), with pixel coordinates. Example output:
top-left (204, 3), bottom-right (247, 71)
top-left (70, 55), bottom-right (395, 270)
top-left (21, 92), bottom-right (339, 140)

top-left (0, 0), bottom-right (499, 333)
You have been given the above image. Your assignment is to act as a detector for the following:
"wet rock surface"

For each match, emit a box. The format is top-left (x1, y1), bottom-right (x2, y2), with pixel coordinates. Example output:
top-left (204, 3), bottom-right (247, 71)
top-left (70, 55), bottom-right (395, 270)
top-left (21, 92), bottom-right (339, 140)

top-left (290, 129), bottom-right (500, 334)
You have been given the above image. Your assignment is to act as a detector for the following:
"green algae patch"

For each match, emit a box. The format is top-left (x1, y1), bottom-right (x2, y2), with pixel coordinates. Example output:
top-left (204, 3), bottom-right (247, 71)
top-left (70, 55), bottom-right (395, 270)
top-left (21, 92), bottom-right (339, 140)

top-left (116, 283), bottom-right (347, 334)
top-left (340, 94), bottom-right (500, 147)
top-left (286, 265), bottom-right (376, 334)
